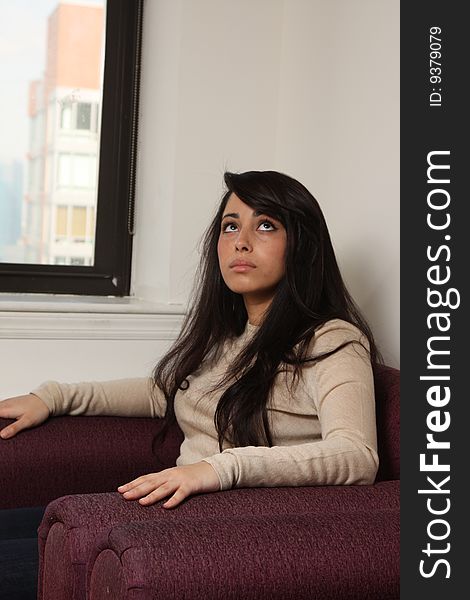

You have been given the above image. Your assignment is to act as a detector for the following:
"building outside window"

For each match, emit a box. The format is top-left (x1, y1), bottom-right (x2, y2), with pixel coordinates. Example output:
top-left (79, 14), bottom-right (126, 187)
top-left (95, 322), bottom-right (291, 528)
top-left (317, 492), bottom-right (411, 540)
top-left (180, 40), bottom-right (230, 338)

top-left (20, 1), bottom-right (104, 267)
top-left (0, 0), bottom-right (142, 295)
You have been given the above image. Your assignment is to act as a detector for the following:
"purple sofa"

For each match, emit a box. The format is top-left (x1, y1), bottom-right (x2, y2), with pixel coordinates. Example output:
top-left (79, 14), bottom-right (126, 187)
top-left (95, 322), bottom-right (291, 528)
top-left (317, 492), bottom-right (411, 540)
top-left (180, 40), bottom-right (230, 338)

top-left (0, 364), bottom-right (399, 599)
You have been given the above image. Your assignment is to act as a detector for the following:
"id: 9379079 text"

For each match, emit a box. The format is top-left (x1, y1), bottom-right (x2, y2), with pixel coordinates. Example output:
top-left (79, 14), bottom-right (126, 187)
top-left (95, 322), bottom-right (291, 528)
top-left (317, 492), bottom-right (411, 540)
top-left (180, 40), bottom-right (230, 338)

top-left (429, 26), bottom-right (442, 108)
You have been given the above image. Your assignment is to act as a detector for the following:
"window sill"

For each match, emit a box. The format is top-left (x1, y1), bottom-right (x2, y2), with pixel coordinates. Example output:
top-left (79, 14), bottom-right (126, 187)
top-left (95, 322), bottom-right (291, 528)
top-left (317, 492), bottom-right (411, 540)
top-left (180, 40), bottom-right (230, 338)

top-left (0, 293), bottom-right (186, 340)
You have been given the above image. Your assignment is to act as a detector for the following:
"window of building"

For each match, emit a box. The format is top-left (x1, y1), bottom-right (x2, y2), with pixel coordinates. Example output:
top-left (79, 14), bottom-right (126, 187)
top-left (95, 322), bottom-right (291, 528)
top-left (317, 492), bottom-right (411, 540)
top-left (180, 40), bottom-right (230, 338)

top-left (53, 256), bottom-right (89, 266)
top-left (77, 103), bottom-right (92, 130)
top-left (57, 154), bottom-right (97, 189)
top-left (0, 0), bottom-right (143, 295)
top-left (70, 257), bottom-right (86, 266)
top-left (54, 205), bottom-right (95, 243)
top-left (60, 105), bottom-right (73, 130)
top-left (55, 206), bottom-right (68, 238)
top-left (60, 102), bottom-right (96, 133)
top-left (71, 207), bottom-right (87, 239)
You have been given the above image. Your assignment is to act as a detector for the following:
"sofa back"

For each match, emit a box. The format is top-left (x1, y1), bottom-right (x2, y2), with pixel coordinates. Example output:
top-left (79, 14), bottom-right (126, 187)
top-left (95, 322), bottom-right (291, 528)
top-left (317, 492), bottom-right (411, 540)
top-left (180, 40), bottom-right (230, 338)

top-left (373, 364), bottom-right (400, 481)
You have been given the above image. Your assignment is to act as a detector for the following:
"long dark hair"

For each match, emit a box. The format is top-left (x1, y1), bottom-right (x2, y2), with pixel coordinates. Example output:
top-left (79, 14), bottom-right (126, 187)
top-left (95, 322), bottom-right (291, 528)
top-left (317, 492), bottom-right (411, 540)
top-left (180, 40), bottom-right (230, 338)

top-left (152, 170), bottom-right (383, 450)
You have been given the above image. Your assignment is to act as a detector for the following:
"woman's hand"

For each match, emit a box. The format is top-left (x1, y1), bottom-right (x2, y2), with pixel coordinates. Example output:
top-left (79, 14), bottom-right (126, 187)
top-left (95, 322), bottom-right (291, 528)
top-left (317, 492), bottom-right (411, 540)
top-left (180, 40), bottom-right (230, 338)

top-left (0, 394), bottom-right (51, 439)
top-left (117, 462), bottom-right (221, 509)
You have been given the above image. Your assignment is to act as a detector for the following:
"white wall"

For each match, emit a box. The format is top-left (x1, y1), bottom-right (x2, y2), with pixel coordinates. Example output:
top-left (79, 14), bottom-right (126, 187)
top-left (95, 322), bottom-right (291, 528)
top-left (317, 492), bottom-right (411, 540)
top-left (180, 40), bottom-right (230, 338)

top-left (133, 0), bottom-right (399, 365)
top-left (274, 0), bottom-right (400, 365)
top-left (0, 0), bottom-right (399, 399)
top-left (132, 0), bottom-right (286, 304)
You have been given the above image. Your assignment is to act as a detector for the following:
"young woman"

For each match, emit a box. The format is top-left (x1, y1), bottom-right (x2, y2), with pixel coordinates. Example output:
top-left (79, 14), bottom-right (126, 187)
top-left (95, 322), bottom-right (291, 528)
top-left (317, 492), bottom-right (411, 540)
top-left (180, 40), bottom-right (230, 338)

top-left (0, 170), bottom-right (383, 595)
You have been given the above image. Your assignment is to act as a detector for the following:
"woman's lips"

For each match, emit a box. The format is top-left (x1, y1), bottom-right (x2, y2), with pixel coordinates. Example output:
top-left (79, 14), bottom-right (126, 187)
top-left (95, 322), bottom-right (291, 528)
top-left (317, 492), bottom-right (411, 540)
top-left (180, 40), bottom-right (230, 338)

top-left (231, 264), bottom-right (256, 272)
top-left (229, 259), bottom-right (256, 272)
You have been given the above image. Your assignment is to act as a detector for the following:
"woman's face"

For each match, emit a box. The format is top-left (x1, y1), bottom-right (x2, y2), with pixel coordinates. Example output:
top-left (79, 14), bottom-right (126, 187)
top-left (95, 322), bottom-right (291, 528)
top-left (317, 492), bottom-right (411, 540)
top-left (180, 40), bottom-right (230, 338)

top-left (217, 193), bottom-right (287, 309)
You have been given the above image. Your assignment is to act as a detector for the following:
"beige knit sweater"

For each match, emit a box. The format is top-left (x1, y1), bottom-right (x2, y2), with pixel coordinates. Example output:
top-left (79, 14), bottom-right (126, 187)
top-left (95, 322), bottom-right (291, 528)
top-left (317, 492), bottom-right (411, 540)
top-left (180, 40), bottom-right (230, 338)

top-left (31, 319), bottom-right (378, 491)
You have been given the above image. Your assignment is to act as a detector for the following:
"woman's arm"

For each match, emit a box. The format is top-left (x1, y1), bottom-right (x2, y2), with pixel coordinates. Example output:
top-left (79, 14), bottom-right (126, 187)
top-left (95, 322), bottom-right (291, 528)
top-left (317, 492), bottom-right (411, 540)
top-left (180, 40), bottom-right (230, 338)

top-left (201, 321), bottom-right (378, 490)
top-left (30, 377), bottom-right (167, 419)
top-left (0, 377), bottom-right (167, 438)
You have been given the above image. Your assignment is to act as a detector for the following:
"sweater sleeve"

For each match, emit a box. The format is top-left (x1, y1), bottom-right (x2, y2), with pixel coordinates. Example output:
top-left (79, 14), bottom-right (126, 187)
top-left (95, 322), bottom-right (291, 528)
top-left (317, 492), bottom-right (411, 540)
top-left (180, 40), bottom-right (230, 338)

top-left (202, 321), bottom-right (378, 490)
top-left (30, 377), bottom-right (166, 419)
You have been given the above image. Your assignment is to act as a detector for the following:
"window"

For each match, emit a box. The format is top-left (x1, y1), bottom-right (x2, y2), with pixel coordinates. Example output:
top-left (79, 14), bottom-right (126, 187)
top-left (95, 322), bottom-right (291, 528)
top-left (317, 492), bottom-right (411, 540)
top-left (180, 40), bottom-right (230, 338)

top-left (0, 0), bottom-right (143, 295)
top-left (70, 257), bottom-right (86, 266)
top-left (60, 102), bottom-right (97, 133)
top-left (54, 205), bottom-right (95, 243)
top-left (57, 154), bottom-right (97, 189)
top-left (77, 103), bottom-right (92, 130)
top-left (71, 207), bottom-right (87, 240)
top-left (55, 206), bottom-right (68, 238)
top-left (60, 105), bottom-right (73, 130)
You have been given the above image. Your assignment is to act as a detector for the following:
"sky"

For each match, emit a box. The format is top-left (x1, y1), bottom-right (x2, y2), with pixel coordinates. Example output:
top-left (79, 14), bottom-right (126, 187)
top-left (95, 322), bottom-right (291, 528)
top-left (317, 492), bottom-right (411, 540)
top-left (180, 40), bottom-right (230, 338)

top-left (0, 0), bottom-right (103, 164)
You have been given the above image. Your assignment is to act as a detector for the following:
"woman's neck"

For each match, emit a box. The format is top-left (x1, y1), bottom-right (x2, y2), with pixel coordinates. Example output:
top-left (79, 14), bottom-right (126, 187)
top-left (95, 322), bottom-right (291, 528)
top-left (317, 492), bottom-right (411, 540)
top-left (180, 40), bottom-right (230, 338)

top-left (244, 298), bottom-right (271, 326)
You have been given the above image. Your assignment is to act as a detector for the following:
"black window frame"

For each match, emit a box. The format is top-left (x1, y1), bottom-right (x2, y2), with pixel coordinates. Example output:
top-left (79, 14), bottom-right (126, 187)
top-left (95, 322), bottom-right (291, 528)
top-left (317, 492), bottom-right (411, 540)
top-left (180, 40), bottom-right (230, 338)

top-left (0, 0), bottom-right (143, 296)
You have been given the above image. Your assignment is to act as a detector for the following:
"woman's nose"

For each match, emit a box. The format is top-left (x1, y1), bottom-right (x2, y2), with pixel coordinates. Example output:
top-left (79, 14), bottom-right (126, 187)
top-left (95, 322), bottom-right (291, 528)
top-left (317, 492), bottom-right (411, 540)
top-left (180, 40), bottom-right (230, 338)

top-left (235, 230), bottom-right (252, 251)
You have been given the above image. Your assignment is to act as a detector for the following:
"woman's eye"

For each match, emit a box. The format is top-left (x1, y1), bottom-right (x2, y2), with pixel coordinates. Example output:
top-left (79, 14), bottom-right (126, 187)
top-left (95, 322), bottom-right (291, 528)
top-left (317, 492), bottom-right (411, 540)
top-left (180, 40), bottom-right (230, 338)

top-left (221, 220), bottom-right (276, 233)
top-left (258, 220), bottom-right (276, 231)
top-left (222, 222), bottom-right (237, 233)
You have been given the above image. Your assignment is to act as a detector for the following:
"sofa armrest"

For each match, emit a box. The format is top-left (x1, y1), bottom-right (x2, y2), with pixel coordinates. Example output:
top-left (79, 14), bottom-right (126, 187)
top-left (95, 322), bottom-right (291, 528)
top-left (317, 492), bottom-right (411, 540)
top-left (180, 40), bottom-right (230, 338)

top-left (0, 415), bottom-right (182, 509)
top-left (87, 510), bottom-right (399, 599)
top-left (37, 482), bottom-right (399, 600)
